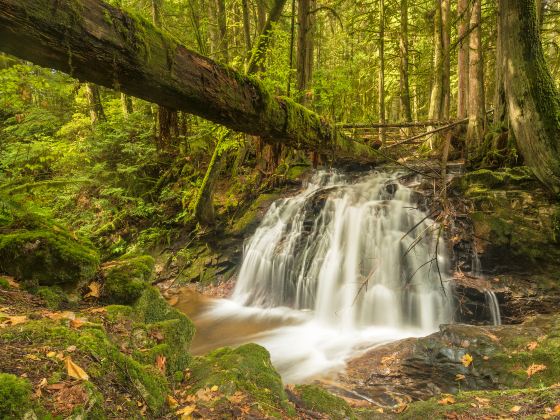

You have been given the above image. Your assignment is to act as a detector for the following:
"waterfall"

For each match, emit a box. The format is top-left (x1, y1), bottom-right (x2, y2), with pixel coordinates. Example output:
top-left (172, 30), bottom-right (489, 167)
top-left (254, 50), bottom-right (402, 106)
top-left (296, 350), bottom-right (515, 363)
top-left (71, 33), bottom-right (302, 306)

top-left (484, 290), bottom-right (502, 326)
top-left (202, 170), bottom-right (453, 382)
top-left (472, 252), bottom-right (502, 326)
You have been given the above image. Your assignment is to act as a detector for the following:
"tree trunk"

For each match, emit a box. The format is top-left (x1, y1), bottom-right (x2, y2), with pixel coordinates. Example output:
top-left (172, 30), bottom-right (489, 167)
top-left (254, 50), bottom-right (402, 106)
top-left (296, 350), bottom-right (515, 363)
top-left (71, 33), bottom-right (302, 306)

top-left (499, 0), bottom-right (560, 192)
top-left (193, 135), bottom-right (225, 226)
top-left (466, 0), bottom-right (485, 156)
top-left (457, 0), bottom-right (470, 119)
top-left (216, 0), bottom-right (229, 63)
top-left (241, 0), bottom-right (252, 54)
top-left (378, 0), bottom-right (386, 144)
top-left (297, 0), bottom-right (314, 105)
top-left (399, 0), bottom-right (412, 123)
top-left (428, 1), bottom-right (443, 124)
top-left (84, 83), bottom-right (106, 124)
top-left (441, 0), bottom-right (451, 119)
top-left (246, 0), bottom-right (288, 74)
top-left (0, 0), bottom-right (378, 163)
top-left (121, 93), bottom-right (133, 116)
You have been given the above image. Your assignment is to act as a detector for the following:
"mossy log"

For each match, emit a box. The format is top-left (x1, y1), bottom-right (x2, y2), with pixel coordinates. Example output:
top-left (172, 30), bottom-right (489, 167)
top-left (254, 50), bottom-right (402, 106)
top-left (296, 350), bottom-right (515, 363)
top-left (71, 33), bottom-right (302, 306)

top-left (498, 0), bottom-right (560, 193)
top-left (0, 0), bottom-right (378, 163)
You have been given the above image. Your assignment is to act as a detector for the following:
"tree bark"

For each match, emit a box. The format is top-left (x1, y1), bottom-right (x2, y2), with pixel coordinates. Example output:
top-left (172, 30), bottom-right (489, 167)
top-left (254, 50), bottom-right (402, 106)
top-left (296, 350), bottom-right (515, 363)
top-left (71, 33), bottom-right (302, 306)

top-left (378, 0), bottom-right (386, 143)
top-left (84, 83), bottom-right (106, 124)
top-left (0, 0), bottom-right (378, 163)
top-left (499, 0), bottom-right (560, 192)
top-left (428, 1), bottom-right (443, 124)
top-left (241, 0), bottom-right (252, 54)
top-left (246, 0), bottom-right (288, 74)
top-left (466, 0), bottom-right (485, 155)
top-left (399, 0), bottom-right (412, 123)
top-left (457, 0), bottom-right (470, 119)
top-left (121, 92), bottom-right (134, 116)
top-left (297, 0), bottom-right (314, 105)
top-left (441, 0), bottom-right (451, 119)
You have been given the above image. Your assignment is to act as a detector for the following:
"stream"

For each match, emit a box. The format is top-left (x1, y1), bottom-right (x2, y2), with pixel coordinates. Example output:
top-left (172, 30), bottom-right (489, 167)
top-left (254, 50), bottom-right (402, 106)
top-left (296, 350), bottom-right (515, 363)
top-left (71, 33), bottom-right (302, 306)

top-left (178, 170), bottom-right (456, 383)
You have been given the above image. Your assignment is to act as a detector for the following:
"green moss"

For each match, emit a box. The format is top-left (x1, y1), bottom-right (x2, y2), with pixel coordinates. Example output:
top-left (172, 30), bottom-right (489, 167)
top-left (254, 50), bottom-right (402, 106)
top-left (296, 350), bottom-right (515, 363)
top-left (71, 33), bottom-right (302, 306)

top-left (132, 287), bottom-right (195, 372)
top-left (0, 319), bottom-right (169, 415)
top-left (293, 385), bottom-right (356, 420)
top-left (0, 277), bottom-right (10, 289)
top-left (404, 387), bottom-right (560, 419)
top-left (102, 255), bottom-right (155, 304)
top-left (229, 193), bottom-right (279, 236)
top-left (0, 373), bottom-right (32, 419)
top-left (0, 230), bottom-right (99, 286)
top-left (35, 286), bottom-right (68, 310)
top-left (189, 343), bottom-right (294, 417)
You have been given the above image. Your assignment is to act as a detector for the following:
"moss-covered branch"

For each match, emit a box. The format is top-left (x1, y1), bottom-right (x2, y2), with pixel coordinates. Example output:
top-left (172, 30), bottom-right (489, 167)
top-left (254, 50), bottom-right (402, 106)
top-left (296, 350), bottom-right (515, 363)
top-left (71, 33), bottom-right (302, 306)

top-left (0, 0), bottom-right (378, 163)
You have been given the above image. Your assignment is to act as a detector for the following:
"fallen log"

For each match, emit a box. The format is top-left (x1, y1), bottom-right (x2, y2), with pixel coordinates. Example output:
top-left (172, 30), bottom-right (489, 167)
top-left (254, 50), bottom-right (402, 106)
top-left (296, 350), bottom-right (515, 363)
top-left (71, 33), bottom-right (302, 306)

top-left (0, 0), bottom-right (378, 163)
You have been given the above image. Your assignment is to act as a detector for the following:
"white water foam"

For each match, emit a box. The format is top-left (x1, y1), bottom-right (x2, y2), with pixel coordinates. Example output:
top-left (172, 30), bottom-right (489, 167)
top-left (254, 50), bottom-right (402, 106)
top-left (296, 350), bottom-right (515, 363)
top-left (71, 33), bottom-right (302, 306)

top-left (199, 170), bottom-right (453, 383)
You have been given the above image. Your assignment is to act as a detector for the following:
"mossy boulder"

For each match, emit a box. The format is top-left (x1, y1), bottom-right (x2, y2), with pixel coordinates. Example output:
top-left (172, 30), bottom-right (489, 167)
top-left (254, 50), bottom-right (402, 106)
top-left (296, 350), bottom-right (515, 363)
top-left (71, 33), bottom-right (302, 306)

top-left (229, 192), bottom-right (280, 236)
top-left (0, 230), bottom-right (99, 286)
top-left (0, 373), bottom-right (32, 419)
top-left (132, 287), bottom-right (195, 375)
top-left (292, 384), bottom-right (356, 420)
top-left (188, 343), bottom-right (294, 417)
top-left (101, 255), bottom-right (155, 304)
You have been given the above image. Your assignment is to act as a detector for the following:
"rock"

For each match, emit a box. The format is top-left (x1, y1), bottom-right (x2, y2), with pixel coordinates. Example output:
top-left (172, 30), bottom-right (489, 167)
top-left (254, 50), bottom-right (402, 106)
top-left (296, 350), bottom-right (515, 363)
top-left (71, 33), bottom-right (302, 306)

top-left (101, 255), bottom-right (155, 304)
top-left (0, 230), bottom-right (99, 286)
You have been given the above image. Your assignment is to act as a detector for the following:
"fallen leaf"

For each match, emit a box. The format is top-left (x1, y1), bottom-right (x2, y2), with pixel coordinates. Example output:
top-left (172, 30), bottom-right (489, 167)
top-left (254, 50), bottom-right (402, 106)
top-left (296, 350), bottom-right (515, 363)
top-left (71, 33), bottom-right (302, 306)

top-left (381, 354), bottom-right (397, 365)
top-left (375, 407), bottom-right (384, 413)
top-left (455, 374), bottom-right (466, 381)
top-left (47, 351), bottom-right (57, 358)
top-left (167, 395), bottom-right (178, 408)
top-left (553, 403), bottom-right (560, 414)
top-left (438, 395), bottom-right (456, 405)
top-left (210, 385), bottom-right (219, 392)
top-left (461, 353), bottom-right (473, 367)
top-left (25, 354), bottom-right (40, 361)
top-left (227, 391), bottom-right (246, 404)
top-left (66, 345), bottom-right (77, 353)
top-left (44, 311), bottom-right (75, 321)
top-left (510, 405), bottom-right (522, 413)
top-left (176, 404), bottom-right (196, 417)
top-left (168, 296), bottom-right (179, 306)
top-left (393, 403), bottom-right (408, 413)
top-left (65, 357), bottom-right (89, 380)
top-left (87, 307), bottom-right (107, 314)
top-left (527, 341), bottom-right (538, 351)
top-left (475, 396), bottom-right (490, 406)
top-left (526, 363), bottom-right (547, 378)
top-left (482, 355), bottom-right (490, 361)
top-left (84, 282), bottom-right (101, 298)
top-left (70, 319), bottom-right (85, 329)
top-left (156, 355), bottom-right (166, 374)
top-left (1, 315), bottom-right (28, 327)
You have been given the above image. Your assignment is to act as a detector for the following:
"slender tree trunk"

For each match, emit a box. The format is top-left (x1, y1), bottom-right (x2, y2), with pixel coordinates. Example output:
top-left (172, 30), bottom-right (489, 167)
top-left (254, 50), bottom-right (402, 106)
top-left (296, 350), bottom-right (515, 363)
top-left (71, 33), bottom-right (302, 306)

top-left (399, 0), bottom-right (412, 123)
top-left (193, 135), bottom-right (225, 226)
top-left (378, 0), bottom-right (386, 143)
top-left (121, 92), bottom-right (133, 117)
top-left (297, 0), bottom-right (314, 105)
top-left (441, 0), bottom-right (451, 119)
top-left (241, 0), bottom-right (252, 54)
top-left (246, 0), bottom-right (288, 74)
top-left (216, 0), bottom-right (229, 62)
top-left (428, 1), bottom-right (443, 124)
top-left (85, 83), bottom-right (105, 124)
top-left (466, 0), bottom-right (485, 156)
top-left (499, 0), bottom-right (560, 192)
top-left (457, 0), bottom-right (470, 119)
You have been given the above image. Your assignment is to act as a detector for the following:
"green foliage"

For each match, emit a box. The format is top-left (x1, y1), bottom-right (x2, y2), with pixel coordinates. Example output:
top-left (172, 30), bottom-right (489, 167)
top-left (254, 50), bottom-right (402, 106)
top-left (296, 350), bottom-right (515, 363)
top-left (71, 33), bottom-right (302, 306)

top-left (0, 373), bottom-right (32, 419)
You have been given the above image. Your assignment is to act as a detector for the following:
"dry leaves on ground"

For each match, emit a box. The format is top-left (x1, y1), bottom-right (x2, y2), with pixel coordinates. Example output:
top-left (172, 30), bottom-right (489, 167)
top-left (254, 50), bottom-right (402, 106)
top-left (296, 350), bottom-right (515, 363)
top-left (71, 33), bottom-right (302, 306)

top-left (438, 395), bottom-right (456, 405)
top-left (461, 353), bottom-right (473, 367)
top-left (526, 363), bottom-right (547, 378)
top-left (84, 282), bottom-right (101, 298)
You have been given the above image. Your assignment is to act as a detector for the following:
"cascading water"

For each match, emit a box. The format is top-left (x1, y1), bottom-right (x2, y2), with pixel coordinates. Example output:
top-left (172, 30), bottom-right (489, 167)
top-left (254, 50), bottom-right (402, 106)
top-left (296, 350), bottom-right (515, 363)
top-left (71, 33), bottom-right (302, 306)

top-left (199, 170), bottom-right (453, 382)
top-left (472, 252), bottom-right (502, 326)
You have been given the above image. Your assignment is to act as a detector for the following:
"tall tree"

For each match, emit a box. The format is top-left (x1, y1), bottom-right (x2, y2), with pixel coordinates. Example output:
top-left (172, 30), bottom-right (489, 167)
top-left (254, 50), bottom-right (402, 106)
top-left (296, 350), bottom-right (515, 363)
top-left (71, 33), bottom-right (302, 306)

top-left (399, 0), bottom-right (412, 123)
top-left (428, 1), bottom-right (444, 124)
top-left (457, 0), bottom-right (470, 119)
top-left (296, 0), bottom-right (315, 105)
top-left (466, 0), bottom-right (485, 154)
top-left (497, 0), bottom-right (560, 192)
top-left (378, 0), bottom-right (386, 143)
top-left (84, 83), bottom-right (105, 124)
top-left (441, 0), bottom-right (451, 119)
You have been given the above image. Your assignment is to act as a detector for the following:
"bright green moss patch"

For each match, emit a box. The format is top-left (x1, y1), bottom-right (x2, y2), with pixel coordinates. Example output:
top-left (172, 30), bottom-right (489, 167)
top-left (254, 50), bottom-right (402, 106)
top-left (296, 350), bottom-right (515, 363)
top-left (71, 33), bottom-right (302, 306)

top-left (189, 343), bottom-right (294, 417)
top-left (293, 384), bottom-right (356, 420)
top-left (35, 286), bottom-right (68, 309)
top-left (229, 193), bottom-right (279, 236)
top-left (0, 373), bottom-right (32, 419)
top-left (0, 230), bottom-right (99, 286)
top-left (0, 277), bottom-right (10, 289)
top-left (102, 255), bottom-right (155, 304)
